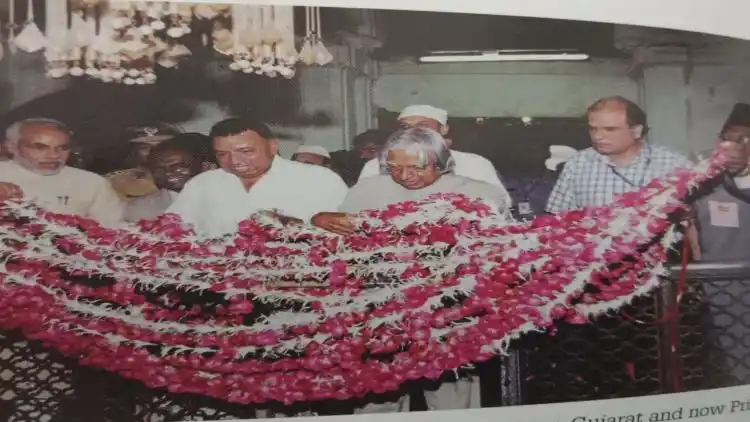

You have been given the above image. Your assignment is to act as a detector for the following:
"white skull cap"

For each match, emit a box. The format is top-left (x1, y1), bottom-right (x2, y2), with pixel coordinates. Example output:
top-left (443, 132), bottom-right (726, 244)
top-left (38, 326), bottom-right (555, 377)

top-left (398, 105), bottom-right (448, 126)
top-left (295, 144), bottom-right (330, 159)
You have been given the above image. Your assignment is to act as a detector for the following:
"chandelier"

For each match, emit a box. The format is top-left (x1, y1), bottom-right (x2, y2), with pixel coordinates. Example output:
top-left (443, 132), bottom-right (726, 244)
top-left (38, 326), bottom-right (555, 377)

top-left (226, 5), bottom-right (333, 79)
top-left (2, 1), bottom-right (334, 85)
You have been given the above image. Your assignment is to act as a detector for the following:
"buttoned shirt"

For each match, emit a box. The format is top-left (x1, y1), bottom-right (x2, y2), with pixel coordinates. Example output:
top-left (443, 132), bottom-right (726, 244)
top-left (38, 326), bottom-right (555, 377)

top-left (0, 160), bottom-right (124, 226)
top-left (166, 157), bottom-right (349, 237)
top-left (545, 144), bottom-right (691, 213)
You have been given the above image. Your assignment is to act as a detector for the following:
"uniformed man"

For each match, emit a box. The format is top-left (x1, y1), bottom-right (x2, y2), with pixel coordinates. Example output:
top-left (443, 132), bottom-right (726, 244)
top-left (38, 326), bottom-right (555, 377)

top-left (105, 124), bottom-right (181, 200)
top-left (123, 136), bottom-right (204, 222)
top-left (694, 103), bottom-right (750, 261)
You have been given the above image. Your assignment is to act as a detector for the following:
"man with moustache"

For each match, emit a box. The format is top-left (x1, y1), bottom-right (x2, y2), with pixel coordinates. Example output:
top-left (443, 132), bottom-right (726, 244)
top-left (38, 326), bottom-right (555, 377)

top-left (123, 136), bottom-right (204, 222)
top-left (546, 96), bottom-right (691, 212)
top-left (0, 118), bottom-right (123, 226)
top-left (357, 105), bottom-right (512, 207)
top-left (165, 117), bottom-right (348, 238)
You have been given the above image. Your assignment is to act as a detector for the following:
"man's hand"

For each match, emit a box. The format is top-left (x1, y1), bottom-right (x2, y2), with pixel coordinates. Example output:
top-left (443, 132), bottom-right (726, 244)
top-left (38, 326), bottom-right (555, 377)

top-left (311, 212), bottom-right (357, 235)
top-left (0, 182), bottom-right (23, 201)
top-left (269, 211), bottom-right (303, 226)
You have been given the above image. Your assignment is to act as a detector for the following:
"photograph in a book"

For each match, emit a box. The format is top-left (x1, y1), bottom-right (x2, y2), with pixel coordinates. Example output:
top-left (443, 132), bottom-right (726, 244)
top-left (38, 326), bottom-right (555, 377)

top-left (0, 1), bottom-right (749, 421)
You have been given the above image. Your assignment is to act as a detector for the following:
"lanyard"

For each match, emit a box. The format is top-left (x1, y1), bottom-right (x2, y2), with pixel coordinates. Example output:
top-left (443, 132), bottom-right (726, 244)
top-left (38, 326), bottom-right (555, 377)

top-left (607, 147), bottom-right (652, 188)
top-left (515, 178), bottom-right (542, 201)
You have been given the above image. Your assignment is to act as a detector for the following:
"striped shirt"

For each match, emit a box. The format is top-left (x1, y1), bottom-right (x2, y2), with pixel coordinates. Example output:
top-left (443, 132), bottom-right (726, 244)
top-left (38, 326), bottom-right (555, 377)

top-left (545, 144), bottom-right (691, 213)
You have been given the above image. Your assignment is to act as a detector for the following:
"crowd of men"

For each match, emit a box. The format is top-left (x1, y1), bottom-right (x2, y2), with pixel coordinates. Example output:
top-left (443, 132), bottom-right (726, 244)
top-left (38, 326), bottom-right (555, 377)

top-left (0, 96), bottom-right (749, 416)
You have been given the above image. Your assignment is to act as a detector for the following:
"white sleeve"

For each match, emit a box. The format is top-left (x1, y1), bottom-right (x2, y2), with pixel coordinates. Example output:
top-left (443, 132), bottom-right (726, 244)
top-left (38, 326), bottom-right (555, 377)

top-left (473, 159), bottom-right (503, 187)
top-left (164, 179), bottom-right (203, 227)
top-left (87, 177), bottom-right (126, 227)
top-left (301, 171), bottom-right (350, 223)
top-left (472, 158), bottom-right (513, 207)
top-left (357, 158), bottom-right (380, 182)
top-left (338, 184), bottom-right (369, 213)
top-left (322, 173), bottom-right (350, 213)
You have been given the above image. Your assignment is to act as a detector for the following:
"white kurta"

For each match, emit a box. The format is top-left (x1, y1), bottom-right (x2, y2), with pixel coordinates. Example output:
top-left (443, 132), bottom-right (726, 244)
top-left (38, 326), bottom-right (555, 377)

top-left (0, 160), bottom-right (124, 226)
top-left (166, 157), bottom-right (349, 237)
top-left (340, 174), bottom-right (510, 217)
top-left (358, 149), bottom-right (512, 206)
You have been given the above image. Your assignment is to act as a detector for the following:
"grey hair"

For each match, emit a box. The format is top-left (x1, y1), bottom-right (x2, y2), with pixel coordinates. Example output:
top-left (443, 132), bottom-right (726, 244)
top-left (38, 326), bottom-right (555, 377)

top-left (378, 127), bottom-right (456, 175)
top-left (5, 118), bottom-right (74, 143)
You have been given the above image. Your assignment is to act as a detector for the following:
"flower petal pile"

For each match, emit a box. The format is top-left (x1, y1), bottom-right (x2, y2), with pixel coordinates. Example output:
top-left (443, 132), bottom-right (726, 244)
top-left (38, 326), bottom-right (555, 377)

top-left (0, 151), bottom-right (724, 405)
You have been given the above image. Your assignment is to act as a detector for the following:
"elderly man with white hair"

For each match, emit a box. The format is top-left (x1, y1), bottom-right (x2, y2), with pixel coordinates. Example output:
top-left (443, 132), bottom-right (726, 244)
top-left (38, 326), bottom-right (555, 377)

top-left (0, 118), bottom-right (124, 226)
top-left (311, 126), bottom-right (509, 414)
top-left (359, 104), bottom-right (512, 207)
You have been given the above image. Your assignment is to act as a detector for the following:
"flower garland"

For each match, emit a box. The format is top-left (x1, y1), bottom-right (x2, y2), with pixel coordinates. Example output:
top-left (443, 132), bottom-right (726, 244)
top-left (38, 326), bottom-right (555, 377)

top-left (0, 150), bottom-right (725, 405)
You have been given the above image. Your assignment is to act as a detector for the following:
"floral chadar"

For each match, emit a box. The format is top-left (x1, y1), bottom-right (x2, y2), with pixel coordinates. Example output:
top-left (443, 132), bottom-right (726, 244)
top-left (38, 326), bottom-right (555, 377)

top-left (0, 149), bottom-right (726, 405)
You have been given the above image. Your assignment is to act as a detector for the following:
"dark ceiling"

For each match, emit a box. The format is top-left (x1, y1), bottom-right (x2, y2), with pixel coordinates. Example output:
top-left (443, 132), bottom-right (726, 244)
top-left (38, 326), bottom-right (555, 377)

top-left (5, 3), bottom-right (623, 60)
top-left (370, 10), bottom-right (624, 60)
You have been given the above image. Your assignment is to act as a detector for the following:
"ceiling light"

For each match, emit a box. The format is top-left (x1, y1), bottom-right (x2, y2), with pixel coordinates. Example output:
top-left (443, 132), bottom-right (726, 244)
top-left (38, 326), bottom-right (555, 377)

top-left (418, 50), bottom-right (589, 63)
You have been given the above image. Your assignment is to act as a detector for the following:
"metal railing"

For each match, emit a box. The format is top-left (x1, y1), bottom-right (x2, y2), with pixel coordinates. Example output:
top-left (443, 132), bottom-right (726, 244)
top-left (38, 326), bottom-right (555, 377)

top-left (497, 260), bottom-right (750, 406)
top-left (1, 261), bottom-right (749, 420)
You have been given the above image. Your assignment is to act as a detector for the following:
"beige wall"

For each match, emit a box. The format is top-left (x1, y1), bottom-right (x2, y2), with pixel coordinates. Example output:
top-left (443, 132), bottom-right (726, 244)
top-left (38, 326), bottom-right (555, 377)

top-left (5, 40), bottom-right (750, 158)
top-left (373, 56), bottom-right (750, 155)
top-left (374, 60), bottom-right (640, 118)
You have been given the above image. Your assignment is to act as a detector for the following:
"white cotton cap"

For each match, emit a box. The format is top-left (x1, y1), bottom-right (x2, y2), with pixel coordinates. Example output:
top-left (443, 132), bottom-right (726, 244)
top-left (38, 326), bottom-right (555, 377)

top-left (398, 105), bottom-right (449, 125)
top-left (545, 145), bottom-right (579, 171)
top-left (295, 144), bottom-right (330, 158)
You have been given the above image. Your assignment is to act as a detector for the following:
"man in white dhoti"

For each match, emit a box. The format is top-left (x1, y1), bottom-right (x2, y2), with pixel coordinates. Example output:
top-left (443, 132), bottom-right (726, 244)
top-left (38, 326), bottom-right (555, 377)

top-left (165, 117), bottom-right (349, 238)
top-left (312, 127), bottom-right (509, 413)
top-left (0, 118), bottom-right (123, 226)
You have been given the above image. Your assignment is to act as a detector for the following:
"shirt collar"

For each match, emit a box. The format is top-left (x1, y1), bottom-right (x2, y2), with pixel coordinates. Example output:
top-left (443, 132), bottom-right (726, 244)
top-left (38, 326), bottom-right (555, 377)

top-left (266, 155), bottom-right (288, 176)
top-left (164, 189), bottom-right (180, 200)
top-left (595, 142), bottom-right (652, 168)
top-left (219, 155), bottom-right (289, 182)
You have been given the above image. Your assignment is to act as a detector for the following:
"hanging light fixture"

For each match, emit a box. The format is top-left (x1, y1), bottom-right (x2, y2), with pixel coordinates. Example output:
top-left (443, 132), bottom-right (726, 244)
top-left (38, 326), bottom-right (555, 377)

top-left (298, 6), bottom-right (332, 66)
top-left (6, 1), bottom-right (333, 85)
top-left (13, 0), bottom-right (46, 54)
top-left (227, 4), bottom-right (299, 78)
top-left (37, 0), bottom-right (193, 84)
